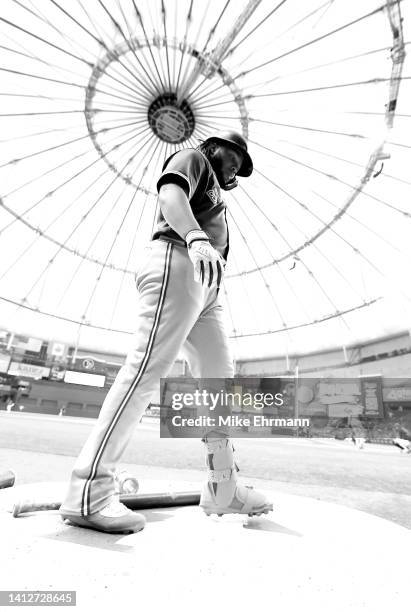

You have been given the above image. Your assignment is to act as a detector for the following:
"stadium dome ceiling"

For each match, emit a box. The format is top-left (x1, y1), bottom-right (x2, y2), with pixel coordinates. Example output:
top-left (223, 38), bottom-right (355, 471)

top-left (0, 0), bottom-right (409, 361)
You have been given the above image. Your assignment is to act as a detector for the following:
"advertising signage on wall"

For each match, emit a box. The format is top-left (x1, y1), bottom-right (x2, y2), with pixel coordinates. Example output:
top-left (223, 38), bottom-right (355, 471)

top-left (64, 370), bottom-right (105, 387)
top-left (49, 365), bottom-right (66, 381)
top-left (383, 387), bottom-right (411, 402)
top-left (8, 362), bottom-right (50, 380)
top-left (316, 380), bottom-right (362, 417)
top-left (361, 377), bottom-right (384, 416)
top-left (299, 378), bottom-right (384, 418)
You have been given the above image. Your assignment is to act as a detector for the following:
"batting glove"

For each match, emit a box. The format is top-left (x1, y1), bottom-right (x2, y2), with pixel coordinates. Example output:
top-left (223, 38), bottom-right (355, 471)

top-left (186, 230), bottom-right (224, 288)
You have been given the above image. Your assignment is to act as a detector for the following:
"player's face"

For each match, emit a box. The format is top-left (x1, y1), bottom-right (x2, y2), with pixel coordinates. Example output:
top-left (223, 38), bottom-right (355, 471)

top-left (210, 145), bottom-right (243, 187)
top-left (220, 146), bottom-right (243, 183)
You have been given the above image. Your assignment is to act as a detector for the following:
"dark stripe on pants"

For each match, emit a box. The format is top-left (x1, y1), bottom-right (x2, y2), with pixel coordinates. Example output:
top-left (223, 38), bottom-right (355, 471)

top-left (80, 243), bottom-right (173, 516)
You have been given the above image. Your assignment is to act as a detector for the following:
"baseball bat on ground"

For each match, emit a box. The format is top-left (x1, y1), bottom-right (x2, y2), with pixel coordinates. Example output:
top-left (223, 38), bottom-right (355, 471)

top-left (0, 469), bottom-right (15, 489)
top-left (12, 491), bottom-right (201, 517)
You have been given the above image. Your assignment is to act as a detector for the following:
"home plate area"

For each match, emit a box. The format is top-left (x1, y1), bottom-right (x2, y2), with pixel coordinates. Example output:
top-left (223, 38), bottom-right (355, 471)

top-left (0, 479), bottom-right (409, 611)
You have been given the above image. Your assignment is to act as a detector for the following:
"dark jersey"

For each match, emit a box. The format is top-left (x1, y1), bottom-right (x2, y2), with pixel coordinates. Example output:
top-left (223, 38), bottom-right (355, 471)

top-left (153, 148), bottom-right (229, 260)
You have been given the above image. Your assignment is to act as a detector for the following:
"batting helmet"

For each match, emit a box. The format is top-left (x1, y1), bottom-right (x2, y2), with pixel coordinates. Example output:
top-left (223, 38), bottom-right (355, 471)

top-left (202, 131), bottom-right (253, 177)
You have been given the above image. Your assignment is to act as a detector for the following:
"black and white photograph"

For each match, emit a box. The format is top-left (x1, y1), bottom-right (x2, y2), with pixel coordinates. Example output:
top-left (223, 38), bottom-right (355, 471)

top-left (0, 1), bottom-right (410, 610)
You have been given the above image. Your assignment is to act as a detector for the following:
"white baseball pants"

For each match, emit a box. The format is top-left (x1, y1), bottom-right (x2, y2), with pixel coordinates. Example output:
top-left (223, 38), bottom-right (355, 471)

top-left (60, 239), bottom-right (234, 516)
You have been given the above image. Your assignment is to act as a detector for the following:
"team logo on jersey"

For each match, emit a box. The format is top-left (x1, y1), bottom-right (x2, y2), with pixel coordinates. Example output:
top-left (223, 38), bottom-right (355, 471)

top-left (206, 188), bottom-right (220, 205)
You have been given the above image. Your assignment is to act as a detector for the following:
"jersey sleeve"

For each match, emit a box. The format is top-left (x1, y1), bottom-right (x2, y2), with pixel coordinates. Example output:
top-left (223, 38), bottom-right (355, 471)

top-left (156, 149), bottom-right (207, 199)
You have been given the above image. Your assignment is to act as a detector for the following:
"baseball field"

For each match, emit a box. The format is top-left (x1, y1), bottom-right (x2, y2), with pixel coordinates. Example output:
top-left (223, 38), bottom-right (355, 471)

top-left (1, 411), bottom-right (410, 529)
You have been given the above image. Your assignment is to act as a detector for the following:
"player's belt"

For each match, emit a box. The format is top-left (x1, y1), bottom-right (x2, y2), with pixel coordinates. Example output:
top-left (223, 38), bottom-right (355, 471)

top-left (157, 235), bottom-right (186, 248)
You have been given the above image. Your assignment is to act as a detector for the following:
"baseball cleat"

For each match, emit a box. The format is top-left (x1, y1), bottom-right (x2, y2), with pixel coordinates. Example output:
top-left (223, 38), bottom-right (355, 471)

top-left (60, 497), bottom-right (146, 534)
top-left (62, 517), bottom-right (138, 535)
top-left (200, 484), bottom-right (274, 517)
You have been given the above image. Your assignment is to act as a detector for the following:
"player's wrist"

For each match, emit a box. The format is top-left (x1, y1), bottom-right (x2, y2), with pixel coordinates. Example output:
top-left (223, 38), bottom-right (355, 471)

top-left (185, 229), bottom-right (210, 248)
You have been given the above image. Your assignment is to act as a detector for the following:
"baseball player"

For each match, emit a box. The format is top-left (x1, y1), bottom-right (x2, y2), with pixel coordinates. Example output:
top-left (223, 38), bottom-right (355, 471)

top-left (349, 422), bottom-right (366, 450)
top-left (392, 423), bottom-right (411, 453)
top-left (60, 131), bottom-right (273, 534)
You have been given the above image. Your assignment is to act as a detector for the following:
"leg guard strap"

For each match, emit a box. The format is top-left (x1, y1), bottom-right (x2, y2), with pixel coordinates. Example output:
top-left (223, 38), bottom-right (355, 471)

top-left (207, 467), bottom-right (236, 483)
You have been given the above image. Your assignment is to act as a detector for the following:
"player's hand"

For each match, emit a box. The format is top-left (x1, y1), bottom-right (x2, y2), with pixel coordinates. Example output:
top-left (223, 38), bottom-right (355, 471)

top-left (186, 232), bottom-right (224, 288)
